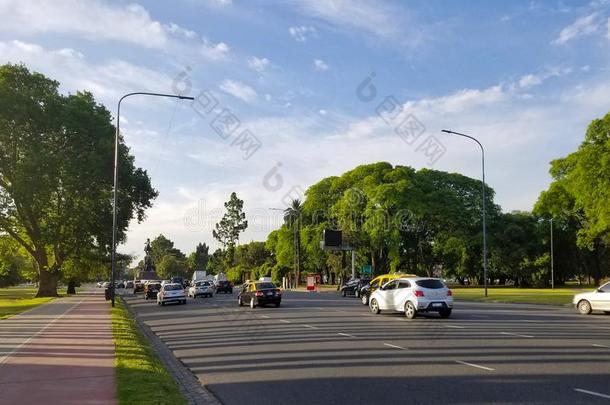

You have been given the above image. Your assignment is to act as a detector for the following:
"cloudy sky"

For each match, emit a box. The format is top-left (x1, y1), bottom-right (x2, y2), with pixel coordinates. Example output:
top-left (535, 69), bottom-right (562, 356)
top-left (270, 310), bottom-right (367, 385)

top-left (1, 0), bottom-right (610, 262)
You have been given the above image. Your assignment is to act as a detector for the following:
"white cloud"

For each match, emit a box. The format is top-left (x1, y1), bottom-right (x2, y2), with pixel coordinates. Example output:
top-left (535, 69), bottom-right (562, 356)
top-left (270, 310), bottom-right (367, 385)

top-left (0, 40), bottom-right (172, 106)
top-left (219, 79), bottom-right (257, 102)
top-left (248, 56), bottom-right (270, 72)
top-left (607, 17), bottom-right (610, 40)
top-left (165, 22), bottom-right (197, 39)
top-left (553, 12), bottom-right (600, 45)
top-left (202, 40), bottom-right (230, 60)
top-left (517, 67), bottom-right (573, 89)
top-left (292, 0), bottom-right (423, 46)
top-left (0, 0), bottom-right (169, 48)
top-left (313, 59), bottom-right (329, 71)
top-left (289, 25), bottom-right (317, 42)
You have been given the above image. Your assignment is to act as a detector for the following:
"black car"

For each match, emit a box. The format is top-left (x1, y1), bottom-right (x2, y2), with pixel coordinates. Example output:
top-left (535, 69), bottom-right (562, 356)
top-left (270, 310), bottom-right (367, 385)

top-left (238, 281), bottom-right (282, 308)
top-left (216, 280), bottom-right (233, 294)
top-left (171, 276), bottom-right (187, 288)
top-left (144, 282), bottom-right (162, 300)
top-left (340, 278), bottom-right (370, 298)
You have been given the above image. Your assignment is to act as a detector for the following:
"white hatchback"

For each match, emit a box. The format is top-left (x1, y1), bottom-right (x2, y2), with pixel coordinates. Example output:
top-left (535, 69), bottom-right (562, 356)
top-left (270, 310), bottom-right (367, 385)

top-left (573, 282), bottom-right (610, 315)
top-left (157, 283), bottom-right (187, 306)
top-left (369, 277), bottom-right (453, 319)
top-left (188, 281), bottom-right (214, 298)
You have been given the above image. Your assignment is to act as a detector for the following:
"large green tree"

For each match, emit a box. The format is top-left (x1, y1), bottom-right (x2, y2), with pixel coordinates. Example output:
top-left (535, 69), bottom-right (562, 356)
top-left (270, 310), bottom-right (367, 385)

top-left (0, 64), bottom-right (157, 296)
top-left (187, 242), bottom-right (210, 271)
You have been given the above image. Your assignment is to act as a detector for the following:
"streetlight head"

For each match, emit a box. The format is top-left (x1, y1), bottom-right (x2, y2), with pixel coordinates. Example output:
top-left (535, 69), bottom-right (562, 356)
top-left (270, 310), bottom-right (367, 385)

top-left (179, 95), bottom-right (195, 100)
top-left (441, 129), bottom-right (452, 134)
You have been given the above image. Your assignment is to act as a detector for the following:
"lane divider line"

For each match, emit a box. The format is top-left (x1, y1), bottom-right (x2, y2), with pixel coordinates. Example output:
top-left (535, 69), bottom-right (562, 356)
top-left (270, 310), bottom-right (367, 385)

top-left (500, 331), bottom-right (534, 338)
top-left (259, 315), bottom-right (271, 319)
top-left (445, 325), bottom-right (465, 329)
top-left (279, 319), bottom-right (291, 323)
top-left (303, 325), bottom-right (318, 329)
top-left (383, 343), bottom-right (408, 350)
top-left (337, 332), bottom-right (356, 338)
top-left (455, 360), bottom-right (495, 371)
top-left (574, 388), bottom-right (610, 400)
top-left (592, 344), bottom-right (610, 349)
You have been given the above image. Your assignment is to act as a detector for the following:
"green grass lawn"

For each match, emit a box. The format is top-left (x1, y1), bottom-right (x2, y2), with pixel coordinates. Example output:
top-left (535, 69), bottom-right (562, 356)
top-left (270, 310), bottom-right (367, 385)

top-left (452, 286), bottom-right (595, 305)
top-left (0, 286), bottom-right (54, 320)
top-left (112, 301), bottom-right (187, 405)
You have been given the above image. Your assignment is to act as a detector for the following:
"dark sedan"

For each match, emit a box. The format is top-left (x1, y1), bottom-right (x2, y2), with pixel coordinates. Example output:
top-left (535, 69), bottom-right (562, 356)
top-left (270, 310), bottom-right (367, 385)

top-left (144, 282), bottom-right (162, 300)
top-left (238, 281), bottom-right (282, 308)
top-left (340, 278), bottom-right (370, 298)
top-left (216, 280), bottom-right (233, 294)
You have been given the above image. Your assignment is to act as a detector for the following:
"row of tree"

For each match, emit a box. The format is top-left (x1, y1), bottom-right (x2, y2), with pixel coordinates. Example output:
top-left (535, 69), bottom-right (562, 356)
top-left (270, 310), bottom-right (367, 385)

top-left (1, 64), bottom-right (608, 293)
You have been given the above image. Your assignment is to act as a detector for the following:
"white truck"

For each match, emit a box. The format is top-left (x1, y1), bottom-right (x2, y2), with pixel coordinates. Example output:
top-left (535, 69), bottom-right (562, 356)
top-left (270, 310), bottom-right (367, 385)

top-left (213, 273), bottom-right (227, 284)
top-left (192, 271), bottom-right (207, 285)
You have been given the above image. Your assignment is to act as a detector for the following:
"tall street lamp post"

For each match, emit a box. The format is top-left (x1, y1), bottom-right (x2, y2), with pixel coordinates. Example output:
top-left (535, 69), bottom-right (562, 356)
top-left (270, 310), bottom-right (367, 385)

top-left (441, 129), bottom-right (488, 297)
top-left (110, 92), bottom-right (194, 307)
top-left (550, 217), bottom-right (554, 290)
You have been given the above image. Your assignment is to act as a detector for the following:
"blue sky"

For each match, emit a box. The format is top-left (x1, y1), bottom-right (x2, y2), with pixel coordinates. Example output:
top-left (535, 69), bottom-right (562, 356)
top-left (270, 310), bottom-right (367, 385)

top-left (1, 0), bottom-right (610, 261)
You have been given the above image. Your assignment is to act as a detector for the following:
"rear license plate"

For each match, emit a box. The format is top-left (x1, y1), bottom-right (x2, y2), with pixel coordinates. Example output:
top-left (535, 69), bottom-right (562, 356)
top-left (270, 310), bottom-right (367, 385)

top-left (267, 292), bottom-right (273, 296)
top-left (432, 303), bottom-right (442, 307)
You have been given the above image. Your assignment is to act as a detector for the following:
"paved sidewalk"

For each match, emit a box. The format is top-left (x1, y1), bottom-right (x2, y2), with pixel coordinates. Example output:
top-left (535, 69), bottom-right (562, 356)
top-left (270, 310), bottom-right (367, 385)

top-left (0, 292), bottom-right (117, 405)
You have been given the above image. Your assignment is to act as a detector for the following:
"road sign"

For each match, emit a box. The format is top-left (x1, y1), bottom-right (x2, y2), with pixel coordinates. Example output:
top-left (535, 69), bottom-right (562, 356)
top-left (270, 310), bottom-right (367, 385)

top-left (361, 265), bottom-right (372, 276)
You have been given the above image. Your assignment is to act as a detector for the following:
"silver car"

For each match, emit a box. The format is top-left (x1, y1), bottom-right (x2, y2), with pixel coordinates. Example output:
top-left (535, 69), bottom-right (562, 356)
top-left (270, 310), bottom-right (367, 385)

top-left (573, 282), bottom-right (610, 315)
top-left (188, 281), bottom-right (214, 298)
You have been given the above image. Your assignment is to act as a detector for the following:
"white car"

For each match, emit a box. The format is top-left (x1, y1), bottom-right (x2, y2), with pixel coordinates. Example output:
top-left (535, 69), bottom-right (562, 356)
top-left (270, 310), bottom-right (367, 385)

top-left (573, 282), bottom-right (610, 315)
top-left (157, 283), bottom-right (187, 306)
top-left (188, 281), bottom-right (214, 298)
top-left (369, 277), bottom-right (453, 319)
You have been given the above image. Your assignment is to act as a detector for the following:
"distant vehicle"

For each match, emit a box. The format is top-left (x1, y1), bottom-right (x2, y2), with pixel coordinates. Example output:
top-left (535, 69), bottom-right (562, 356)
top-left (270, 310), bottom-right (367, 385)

top-left (238, 281), bottom-right (282, 308)
top-left (214, 273), bottom-right (228, 284)
top-left (101, 281), bottom-right (110, 288)
top-left (157, 283), bottom-right (187, 306)
top-left (144, 281), bottom-right (162, 300)
top-left (125, 280), bottom-right (134, 289)
top-left (340, 278), bottom-right (370, 298)
top-left (573, 282), bottom-right (610, 315)
top-left (116, 281), bottom-right (125, 289)
top-left (133, 280), bottom-right (144, 294)
top-left (188, 281), bottom-right (214, 298)
top-left (97, 281), bottom-right (104, 288)
top-left (360, 274), bottom-right (416, 305)
top-left (170, 276), bottom-right (187, 288)
top-left (215, 280), bottom-right (233, 294)
top-left (369, 277), bottom-right (453, 319)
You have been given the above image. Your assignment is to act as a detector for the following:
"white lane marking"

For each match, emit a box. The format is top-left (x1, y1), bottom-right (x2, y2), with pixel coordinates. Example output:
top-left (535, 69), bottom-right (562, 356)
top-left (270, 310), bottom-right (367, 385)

top-left (445, 325), bottom-right (465, 329)
top-left (259, 315), bottom-right (271, 319)
top-left (279, 319), bottom-right (291, 323)
top-left (337, 332), bottom-right (356, 338)
top-left (500, 331), bottom-right (534, 338)
top-left (0, 298), bottom-right (84, 364)
top-left (574, 388), bottom-right (610, 400)
top-left (359, 313), bottom-right (374, 317)
top-left (470, 315), bottom-right (489, 318)
top-left (592, 344), bottom-right (610, 349)
top-left (314, 307), bottom-right (324, 310)
top-left (383, 343), bottom-right (408, 350)
top-left (303, 324), bottom-right (318, 329)
top-left (455, 360), bottom-right (495, 371)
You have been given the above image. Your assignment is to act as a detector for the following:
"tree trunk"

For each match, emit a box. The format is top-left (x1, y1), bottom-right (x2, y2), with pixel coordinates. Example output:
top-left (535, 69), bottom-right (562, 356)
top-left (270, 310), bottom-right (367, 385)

top-left (36, 267), bottom-right (59, 297)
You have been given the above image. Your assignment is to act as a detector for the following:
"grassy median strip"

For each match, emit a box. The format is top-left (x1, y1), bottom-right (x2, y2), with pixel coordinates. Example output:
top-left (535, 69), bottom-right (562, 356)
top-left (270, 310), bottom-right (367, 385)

top-left (0, 287), bottom-right (54, 320)
top-left (111, 301), bottom-right (187, 405)
top-left (452, 287), bottom-right (592, 306)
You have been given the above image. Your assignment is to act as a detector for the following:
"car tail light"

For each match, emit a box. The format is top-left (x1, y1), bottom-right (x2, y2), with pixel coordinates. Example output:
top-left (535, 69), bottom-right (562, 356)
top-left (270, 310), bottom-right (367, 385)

top-left (447, 289), bottom-right (453, 296)
top-left (256, 291), bottom-right (263, 297)
top-left (276, 289), bottom-right (282, 295)
top-left (414, 290), bottom-right (424, 297)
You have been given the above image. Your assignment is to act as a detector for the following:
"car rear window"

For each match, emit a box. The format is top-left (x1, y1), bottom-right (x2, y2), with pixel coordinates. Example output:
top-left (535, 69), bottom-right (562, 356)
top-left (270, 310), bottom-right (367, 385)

top-left (415, 279), bottom-right (446, 289)
top-left (256, 282), bottom-right (276, 290)
top-left (164, 284), bottom-right (182, 291)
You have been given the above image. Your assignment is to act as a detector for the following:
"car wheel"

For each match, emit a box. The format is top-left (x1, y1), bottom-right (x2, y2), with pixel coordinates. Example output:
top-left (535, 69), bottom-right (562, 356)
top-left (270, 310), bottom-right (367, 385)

top-left (275, 302), bottom-right (281, 308)
top-left (439, 309), bottom-right (452, 318)
top-left (161, 301), bottom-right (165, 306)
top-left (238, 296), bottom-right (243, 306)
top-left (250, 298), bottom-right (256, 309)
top-left (341, 290), bottom-right (346, 297)
top-left (404, 302), bottom-right (417, 319)
top-left (577, 300), bottom-right (592, 315)
top-left (370, 298), bottom-right (380, 314)
top-left (361, 294), bottom-right (369, 305)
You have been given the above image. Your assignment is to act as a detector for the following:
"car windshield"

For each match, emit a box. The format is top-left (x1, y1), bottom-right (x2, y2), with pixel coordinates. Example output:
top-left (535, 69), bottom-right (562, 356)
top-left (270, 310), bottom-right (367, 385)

top-left (197, 282), bottom-right (210, 287)
top-left (415, 279), bottom-right (446, 289)
top-left (164, 284), bottom-right (182, 291)
top-left (256, 282), bottom-right (276, 290)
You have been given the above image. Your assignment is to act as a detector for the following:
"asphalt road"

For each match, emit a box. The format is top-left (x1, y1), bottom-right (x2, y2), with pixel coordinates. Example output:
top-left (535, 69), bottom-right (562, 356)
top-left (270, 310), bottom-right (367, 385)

top-left (122, 290), bottom-right (610, 405)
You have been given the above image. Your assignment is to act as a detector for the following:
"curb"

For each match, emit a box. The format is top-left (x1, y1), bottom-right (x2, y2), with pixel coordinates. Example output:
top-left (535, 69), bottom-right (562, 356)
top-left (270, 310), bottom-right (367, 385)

top-left (119, 297), bottom-right (222, 405)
